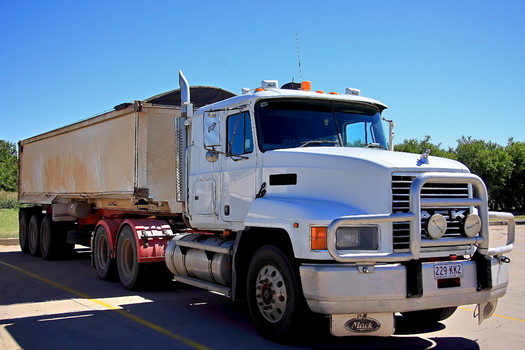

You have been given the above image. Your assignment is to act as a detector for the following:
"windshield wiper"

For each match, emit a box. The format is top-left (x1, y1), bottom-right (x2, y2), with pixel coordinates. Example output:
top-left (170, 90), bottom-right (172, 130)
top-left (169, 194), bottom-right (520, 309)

top-left (299, 140), bottom-right (338, 147)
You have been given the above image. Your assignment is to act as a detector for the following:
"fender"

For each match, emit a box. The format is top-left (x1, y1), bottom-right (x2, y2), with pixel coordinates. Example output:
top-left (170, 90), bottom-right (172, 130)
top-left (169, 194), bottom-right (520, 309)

top-left (95, 219), bottom-right (124, 259)
top-left (118, 219), bottom-right (174, 263)
top-left (244, 196), bottom-right (366, 259)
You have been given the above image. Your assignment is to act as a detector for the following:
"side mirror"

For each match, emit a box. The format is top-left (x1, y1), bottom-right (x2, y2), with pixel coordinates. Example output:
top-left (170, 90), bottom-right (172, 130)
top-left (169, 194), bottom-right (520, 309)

top-left (382, 117), bottom-right (395, 151)
top-left (204, 111), bottom-right (220, 162)
top-left (204, 112), bottom-right (220, 147)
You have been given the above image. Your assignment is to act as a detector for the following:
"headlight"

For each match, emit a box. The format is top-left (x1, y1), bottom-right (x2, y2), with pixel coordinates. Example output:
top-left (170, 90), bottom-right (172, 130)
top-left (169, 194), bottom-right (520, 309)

top-left (336, 226), bottom-right (379, 250)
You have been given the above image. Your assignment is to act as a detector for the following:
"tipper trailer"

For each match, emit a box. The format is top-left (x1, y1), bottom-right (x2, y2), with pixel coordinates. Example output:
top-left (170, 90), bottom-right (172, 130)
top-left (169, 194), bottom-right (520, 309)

top-left (18, 71), bottom-right (515, 340)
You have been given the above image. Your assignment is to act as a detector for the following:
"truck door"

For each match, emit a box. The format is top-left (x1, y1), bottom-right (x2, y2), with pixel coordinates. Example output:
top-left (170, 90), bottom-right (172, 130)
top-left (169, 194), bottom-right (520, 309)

top-left (221, 110), bottom-right (258, 222)
top-left (187, 111), bottom-right (222, 221)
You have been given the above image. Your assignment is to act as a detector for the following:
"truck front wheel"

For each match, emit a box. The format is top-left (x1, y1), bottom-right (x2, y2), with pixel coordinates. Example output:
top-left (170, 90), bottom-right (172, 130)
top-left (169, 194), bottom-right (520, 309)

top-left (246, 245), bottom-right (306, 341)
top-left (402, 306), bottom-right (458, 324)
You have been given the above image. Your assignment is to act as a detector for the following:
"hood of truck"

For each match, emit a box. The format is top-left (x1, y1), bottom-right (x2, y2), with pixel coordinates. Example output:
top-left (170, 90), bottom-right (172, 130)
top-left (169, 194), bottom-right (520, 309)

top-left (259, 147), bottom-right (469, 216)
top-left (263, 147), bottom-right (468, 172)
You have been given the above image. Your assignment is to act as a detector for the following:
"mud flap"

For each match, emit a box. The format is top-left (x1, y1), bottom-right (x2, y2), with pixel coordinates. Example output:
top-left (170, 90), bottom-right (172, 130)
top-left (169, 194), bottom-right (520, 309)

top-left (330, 313), bottom-right (395, 337)
top-left (476, 299), bottom-right (498, 325)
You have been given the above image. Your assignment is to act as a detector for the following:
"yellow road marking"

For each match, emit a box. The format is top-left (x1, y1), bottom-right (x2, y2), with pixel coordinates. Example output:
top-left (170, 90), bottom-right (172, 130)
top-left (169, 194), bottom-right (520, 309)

top-left (458, 306), bottom-right (525, 323)
top-left (0, 260), bottom-right (211, 350)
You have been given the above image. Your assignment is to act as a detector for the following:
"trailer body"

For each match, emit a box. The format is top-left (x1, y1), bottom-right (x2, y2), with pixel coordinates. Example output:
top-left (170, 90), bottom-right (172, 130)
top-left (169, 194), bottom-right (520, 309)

top-left (19, 103), bottom-right (181, 214)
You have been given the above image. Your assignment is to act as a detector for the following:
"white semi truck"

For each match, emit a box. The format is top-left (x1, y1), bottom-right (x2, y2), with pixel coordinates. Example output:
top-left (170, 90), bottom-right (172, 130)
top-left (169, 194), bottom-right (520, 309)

top-left (18, 71), bottom-right (515, 340)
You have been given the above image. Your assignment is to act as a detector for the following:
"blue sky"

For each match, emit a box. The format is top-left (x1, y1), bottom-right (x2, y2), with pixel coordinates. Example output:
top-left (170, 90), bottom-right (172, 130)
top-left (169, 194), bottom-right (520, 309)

top-left (1, 0), bottom-right (524, 149)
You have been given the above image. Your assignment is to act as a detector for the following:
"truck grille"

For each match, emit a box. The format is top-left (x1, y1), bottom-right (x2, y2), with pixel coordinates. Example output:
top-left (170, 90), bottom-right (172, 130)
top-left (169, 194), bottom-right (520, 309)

top-left (392, 174), bottom-right (471, 251)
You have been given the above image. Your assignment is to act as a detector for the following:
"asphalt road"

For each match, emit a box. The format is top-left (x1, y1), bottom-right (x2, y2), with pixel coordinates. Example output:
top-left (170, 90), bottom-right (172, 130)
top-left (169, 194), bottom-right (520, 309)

top-left (1, 225), bottom-right (523, 350)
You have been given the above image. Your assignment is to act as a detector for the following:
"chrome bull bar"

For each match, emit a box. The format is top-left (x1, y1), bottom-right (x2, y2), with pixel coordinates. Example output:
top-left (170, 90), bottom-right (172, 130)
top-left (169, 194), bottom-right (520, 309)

top-left (327, 172), bottom-right (515, 263)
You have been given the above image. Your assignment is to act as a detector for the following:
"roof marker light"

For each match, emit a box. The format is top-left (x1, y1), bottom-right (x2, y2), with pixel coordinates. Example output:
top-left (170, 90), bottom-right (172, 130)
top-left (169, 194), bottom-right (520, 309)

top-left (316, 90), bottom-right (325, 94)
top-left (330, 92), bottom-right (338, 95)
top-left (345, 88), bottom-right (361, 96)
top-left (301, 81), bottom-right (311, 91)
top-left (261, 80), bottom-right (279, 89)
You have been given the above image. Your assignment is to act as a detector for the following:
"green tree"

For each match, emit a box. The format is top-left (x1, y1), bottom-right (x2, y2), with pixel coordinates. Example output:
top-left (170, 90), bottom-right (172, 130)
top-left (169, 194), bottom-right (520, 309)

top-left (502, 138), bottom-right (525, 211)
top-left (0, 140), bottom-right (18, 192)
top-left (454, 136), bottom-right (513, 210)
top-left (395, 135), bottom-right (456, 159)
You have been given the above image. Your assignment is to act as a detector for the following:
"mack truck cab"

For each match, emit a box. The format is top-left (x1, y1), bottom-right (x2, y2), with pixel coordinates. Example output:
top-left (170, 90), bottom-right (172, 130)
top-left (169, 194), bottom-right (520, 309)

top-left (164, 72), bottom-right (515, 339)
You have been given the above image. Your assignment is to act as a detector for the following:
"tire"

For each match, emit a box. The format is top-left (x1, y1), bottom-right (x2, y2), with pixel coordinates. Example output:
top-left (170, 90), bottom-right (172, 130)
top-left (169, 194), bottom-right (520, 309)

top-left (60, 225), bottom-right (76, 257)
top-left (19, 213), bottom-right (30, 253)
top-left (402, 306), bottom-right (458, 324)
top-left (116, 226), bottom-right (144, 290)
top-left (40, 216), bottom-right (55, 260)
top-left (246, 245), bottom-right (306, 341)
top-left (40, 217), bottom-right (75, 260)
top-left (28, 215), bottom-right (41, 256)
top-left (93, 225), bottom-right (117, 281)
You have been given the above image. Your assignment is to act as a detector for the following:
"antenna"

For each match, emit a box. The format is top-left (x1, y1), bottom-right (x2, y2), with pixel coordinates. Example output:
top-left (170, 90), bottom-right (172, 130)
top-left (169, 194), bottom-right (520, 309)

top-left (296, 32), bottom-right (303, 82)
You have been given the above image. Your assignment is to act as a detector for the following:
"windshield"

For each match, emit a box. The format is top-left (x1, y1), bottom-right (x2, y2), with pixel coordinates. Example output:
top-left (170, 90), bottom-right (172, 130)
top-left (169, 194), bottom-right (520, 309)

top-left (255, 98), bottom-right (388, 151)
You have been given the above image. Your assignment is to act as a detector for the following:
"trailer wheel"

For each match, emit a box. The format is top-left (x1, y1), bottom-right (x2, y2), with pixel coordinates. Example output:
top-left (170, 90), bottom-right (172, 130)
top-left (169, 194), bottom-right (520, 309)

top-left (246, 245), bottom-right (305, 341)
top-left (28, 215), bottom-right (41, 256)
top-left (19, 213), bottom-right (30, 253)
top-left (40, 217), bottom-right (75, 260)
top-left (93, 226), bottom-right (117, 281)
top-left (402, 306), bottom-right (458, 324)
top-left (40, 216), bottom-right (56, 260)
top-left (117, 226), bottom-right (143, 290)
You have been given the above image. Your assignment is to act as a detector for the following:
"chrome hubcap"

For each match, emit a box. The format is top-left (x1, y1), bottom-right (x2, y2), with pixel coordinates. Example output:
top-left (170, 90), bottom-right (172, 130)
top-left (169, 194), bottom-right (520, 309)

top-left (255, 265), bottom-right (287, 323)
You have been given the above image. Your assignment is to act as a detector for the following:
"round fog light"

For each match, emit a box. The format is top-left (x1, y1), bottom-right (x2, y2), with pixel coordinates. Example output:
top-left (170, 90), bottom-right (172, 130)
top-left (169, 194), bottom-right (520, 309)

top-left (463, 213), bottom-right (481, 238)
top-left (426, 214), bottom-right (447, 239)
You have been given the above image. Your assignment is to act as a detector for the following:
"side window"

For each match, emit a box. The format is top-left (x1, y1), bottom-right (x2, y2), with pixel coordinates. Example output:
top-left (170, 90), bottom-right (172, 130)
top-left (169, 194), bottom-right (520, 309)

top-left (227, 111), bottom-right (253, 156)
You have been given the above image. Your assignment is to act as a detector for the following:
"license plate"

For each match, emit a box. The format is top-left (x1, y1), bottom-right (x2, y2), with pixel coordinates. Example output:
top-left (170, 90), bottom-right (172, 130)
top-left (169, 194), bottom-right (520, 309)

top-left (434, 263), bottom-right (463, 279)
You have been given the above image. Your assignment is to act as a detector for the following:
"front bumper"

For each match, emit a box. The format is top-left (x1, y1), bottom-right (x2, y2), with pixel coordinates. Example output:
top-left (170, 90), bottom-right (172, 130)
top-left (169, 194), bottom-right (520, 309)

top-left (300, 258), bottom-right (508, 315)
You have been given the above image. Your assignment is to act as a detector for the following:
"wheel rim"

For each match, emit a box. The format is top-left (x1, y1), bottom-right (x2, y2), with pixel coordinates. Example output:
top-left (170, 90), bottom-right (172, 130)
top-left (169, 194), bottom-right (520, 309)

top-left (255, 265), bottom-right (287, 323)
top-left (121, 238), bottom-right (134, 277)
top-left (96, 235), bottom-right (108, 270)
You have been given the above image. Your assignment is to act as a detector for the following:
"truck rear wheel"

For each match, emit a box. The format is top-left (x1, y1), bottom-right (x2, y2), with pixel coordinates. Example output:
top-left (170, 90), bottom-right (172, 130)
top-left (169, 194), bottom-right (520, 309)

top-left (93, 226), bottom-right (117, 281)
top-left (19, 213), bottom-right (30, 253)
top-left (40, 216), bottom-right (57, 260)
top-left (28, 215), bottom-right (41, 256)
top-left (40, 216), bottom-right (73, 260)
top-left (117, 226), bottom-right (144, 290)
top-left (402, 306), bottom-right (458, 324)
top-left (246, 245), bottom-right (306, 341)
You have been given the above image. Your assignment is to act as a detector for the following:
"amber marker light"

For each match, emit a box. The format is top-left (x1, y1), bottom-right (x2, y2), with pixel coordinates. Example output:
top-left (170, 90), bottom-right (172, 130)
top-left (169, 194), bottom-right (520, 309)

top-left (301, 81), bottom-right (311, 91)
top-left (311, 226), bottom-right (327, 250)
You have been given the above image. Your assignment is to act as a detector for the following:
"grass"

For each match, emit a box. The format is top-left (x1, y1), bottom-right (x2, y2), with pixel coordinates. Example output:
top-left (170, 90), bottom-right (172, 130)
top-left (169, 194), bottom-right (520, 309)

top-left (0, 192), bottom-right (19, 239)
top-left (0, 191), bottom-right (18, 209)
top-left (0, 208), bottom-right (18, 238)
